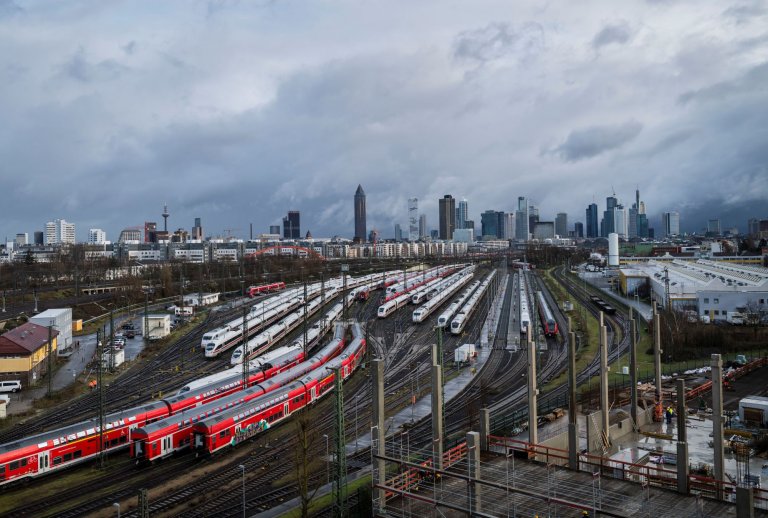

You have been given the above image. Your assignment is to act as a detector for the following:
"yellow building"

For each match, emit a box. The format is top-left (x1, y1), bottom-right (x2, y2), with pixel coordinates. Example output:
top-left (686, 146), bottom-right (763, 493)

top-left (0, 323), bottom-right (59, 387)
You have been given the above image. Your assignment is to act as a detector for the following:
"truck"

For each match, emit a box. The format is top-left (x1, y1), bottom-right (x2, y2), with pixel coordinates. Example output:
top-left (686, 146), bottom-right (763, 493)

top-left (454, 343), bottom-right (476, 364)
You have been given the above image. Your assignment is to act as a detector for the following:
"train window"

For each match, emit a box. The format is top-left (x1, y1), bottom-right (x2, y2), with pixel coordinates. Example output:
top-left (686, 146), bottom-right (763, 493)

top-left (74, 451), bottom-right (82, 459)
top-left (53, 457), bottom-right (62, 466)
top-left (63, 453), bottom-right (72, 462)
top-left (120, 436), bottom-right (128, 444)
top-left (9, 461), bottom-right (18, 471)
top-left (0, 465), bottom-right (4, 474)
top-left (219, 430), bottom-right (226, 438)
top-left (20, 458), bottom-right (27, 467)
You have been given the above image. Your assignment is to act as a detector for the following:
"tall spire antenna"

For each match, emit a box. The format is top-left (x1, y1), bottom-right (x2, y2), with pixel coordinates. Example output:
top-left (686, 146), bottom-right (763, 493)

top-left (162, 204), bottom-right (170, 232)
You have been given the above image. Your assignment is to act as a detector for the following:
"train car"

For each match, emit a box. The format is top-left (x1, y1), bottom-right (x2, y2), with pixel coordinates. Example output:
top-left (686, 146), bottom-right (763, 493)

top-left (132, 325), bottom-right (348, 463)
top-left (192, 324), bottom-right (365, 456)
top-left (450, 271), bottom-right (496, 335)
top-left (589, 295), bottom-right (616, 315)
top-left (519, 275), bottom-right (530, 337)
top-left (356, 287), bottom-right (370, 302)
top-left (536, 291), bottom-right (558, 337)
top-left (377, 293), bottom-right (410, 318)
top-left (0, 400), bottom-right (170, 486)
top-left (247, 282), bottom-right (286, 298)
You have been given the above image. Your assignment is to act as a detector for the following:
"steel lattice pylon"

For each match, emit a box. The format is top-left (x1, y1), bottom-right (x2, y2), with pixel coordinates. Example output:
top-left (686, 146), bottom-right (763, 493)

top-left (331, 365), bottom-right (347, 517)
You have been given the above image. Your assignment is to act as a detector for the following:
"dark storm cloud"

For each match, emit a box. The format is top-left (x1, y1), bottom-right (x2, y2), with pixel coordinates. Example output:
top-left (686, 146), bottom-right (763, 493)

top-left (62, 47), bottom-right (129, 83)
top-left (552, 121), bottom-right (643, 162)
top-left (453, 22), bottom-right (544, 64)
top-left (0, 0), bottom-right (22, 17)
top-left (591, 22), bottom-right (632, 49)
top-left (678, 62), bottom-right (768, 105)
top-left (0, 1), bottom-right (766, 240)
top-left (722, 2), bottom-right (767, 24)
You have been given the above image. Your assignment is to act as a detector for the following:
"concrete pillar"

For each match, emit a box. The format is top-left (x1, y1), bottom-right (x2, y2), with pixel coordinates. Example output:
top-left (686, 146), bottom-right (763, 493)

top-left (467, 431), bottom-right (482, 514)
top-left (432, 343), bottom-right (438, 366)
top-left (568, 319), bottom-right (579, 471)
top-left (372, 359), bottom-right (386, 511)
top-left (711, 353), bottom-right (724, 499)
top-left (629, 313), bottom-right (638, 427)
top-left (654, 304), bottom-right (663, 404)
top-left (432, 364), bottom-right (444, 469)
top-left (479, 408), bottom-right (490, 451)
top-left (676, 379), bottom-right (689, 494)
top-left (600, 321), bottom-right (610, 448)
top-left (736, 486), bottom-right (755, 518)
top-left (527, 326), bottom-right (538, 448)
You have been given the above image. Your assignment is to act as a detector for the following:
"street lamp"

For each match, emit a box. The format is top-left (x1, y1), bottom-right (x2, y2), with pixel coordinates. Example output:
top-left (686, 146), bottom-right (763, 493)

top-left (112, 502), bottom-right (120, 518)
top-left (322, 433), bottom-right (330, 485)
top-left (238, 464), bottom-right (246, 518)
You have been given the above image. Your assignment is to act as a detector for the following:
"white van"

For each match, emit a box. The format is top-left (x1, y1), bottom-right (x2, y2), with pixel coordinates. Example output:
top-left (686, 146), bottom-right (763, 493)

top-left (0, 380), bottom-right (21, 393)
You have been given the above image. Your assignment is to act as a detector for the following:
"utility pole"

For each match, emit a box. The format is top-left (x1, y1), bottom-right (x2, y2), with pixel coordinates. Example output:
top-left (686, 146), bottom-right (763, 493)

top-left (143, 291), bottom-right (149, 345)
top-left (242, 305), bottom-right (249, 388)
top-left (330, 365), bottom-right (346, 517)
top-left (137, 489), bottom-right (149, 518)
top-left (47, 325), bottom-right (53, 397)
top-left (341, 264), bottom-right (349, 320)
top-left (109, 308), bottom-right (115, 373)
top-left (303, 273), bottom-right (308, 357)
top-left (97, 329), bottom-right (106, 468)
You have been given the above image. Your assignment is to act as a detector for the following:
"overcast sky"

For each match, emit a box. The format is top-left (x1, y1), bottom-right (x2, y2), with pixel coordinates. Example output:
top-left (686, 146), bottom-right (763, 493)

top-left (1, 0), bottom-right (766, 242)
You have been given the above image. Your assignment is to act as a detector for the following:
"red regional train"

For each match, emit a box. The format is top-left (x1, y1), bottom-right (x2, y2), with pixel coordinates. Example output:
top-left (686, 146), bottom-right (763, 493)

top-left (247, 282), bottom-right (286, 298)
top-left (130, 325), bottom-right (346, 462)
top-left (536, 291), bottom-right (559, 337)
top-left (0, 329), bottom-right (317, 486)
top-left (192, 323), bottom-right (365, 455)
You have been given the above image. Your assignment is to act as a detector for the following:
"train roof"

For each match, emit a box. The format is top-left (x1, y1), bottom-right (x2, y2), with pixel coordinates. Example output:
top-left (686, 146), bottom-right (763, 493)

top-left (0, 400), bottom-right (167, 455)
top-left (196, 382), bottom-right (300, 430)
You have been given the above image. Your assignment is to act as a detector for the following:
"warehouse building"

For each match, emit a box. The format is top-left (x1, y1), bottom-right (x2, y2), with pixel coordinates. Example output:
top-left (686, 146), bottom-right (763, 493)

top-left (30, 308), bottom-right (73, 355)
top-left (619, 259), bottom-right (768, 321)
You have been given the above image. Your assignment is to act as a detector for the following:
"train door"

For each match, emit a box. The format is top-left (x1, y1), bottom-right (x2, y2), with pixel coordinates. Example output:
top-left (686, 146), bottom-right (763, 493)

top-left (193, 432), bottom-right (204, 450)
top-left (37, 452), bottom-right (50, 474)
top-left (310, 386), bottom-right (316, 402)
top-left (283, 403), bottom-right (289, 418)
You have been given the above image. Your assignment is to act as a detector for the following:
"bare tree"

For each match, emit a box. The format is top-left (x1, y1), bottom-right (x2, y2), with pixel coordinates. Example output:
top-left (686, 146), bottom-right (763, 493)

top-left (293, 410), bottom-right (321, 518)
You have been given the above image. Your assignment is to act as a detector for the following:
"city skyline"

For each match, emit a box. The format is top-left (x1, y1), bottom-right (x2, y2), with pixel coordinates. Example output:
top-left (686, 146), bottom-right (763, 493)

top-left (1, 2), bottom-right (766, 241)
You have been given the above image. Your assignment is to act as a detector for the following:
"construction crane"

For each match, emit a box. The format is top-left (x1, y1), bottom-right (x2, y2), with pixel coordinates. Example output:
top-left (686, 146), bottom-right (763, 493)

top-left (222, 228), bottom-right (242, 240)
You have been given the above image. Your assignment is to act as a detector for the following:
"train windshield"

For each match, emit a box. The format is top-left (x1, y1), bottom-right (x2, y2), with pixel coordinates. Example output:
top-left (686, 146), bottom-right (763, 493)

top-left (205, 343), bottom-right (216, 351)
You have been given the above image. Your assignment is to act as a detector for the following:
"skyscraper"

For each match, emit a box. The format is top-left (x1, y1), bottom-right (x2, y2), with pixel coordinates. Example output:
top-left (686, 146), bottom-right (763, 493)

top-left (505, 213), bottom-right (516, 239)
top-left (408, 198), bottom-right (418, 241)
top-left (707, 219), bottom-right (721, 235)
top-left (515, 197), bottom-right (529, 242)
top-left (614, 206), bottom-right (628, 238)
top-left (663, 211), bottom-right (680, 237)
top-left (456, 199), bottom-right (469, 230)
top-left (283, 211), bottom-right (301, 239)
top-left (481, 210), bottom-right (504, 238)
top-left (354, 185), bottom-right (366, 242)
top-left (438, 195), bottom-right (455, 240)
top-left (419, 214), bottom-right (427, 239)
top-left (586, 203), bottom-right (598, 238)
top-left (574, 222), bottom-right (584, 238)
top-left (628, 207), bottom-right (638, 239)
top-left (528, 204), bottom-right (539, 234)
top-left (192, 217), bottom-right (203, 240)
top-left (602, 196), bottom-right (618, 237)
top-left (394, 223), bottom-right (403, 241)
top-left (555, 213), bottom-right (568, 237)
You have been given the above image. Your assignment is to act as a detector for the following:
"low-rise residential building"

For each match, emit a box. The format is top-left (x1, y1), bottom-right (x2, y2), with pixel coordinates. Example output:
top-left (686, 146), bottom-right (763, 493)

top-left (0, 323), bottom-right (59, 386)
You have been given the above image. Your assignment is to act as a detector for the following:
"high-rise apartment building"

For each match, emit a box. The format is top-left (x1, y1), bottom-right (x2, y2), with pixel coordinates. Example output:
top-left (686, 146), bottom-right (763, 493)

top-left (45, 219), bottom-right (75, 245)
top-left (586, 203), bottom-right (599, 238)
top-left (438, 195), bottom-right (455, 240)
top-left (283, 211), bottom-right (301, 239)
top-left (515, 197), bottom-right (529, 242)
top-left (408, 198), bottom-right (418, 241)
top-left (555, 213), bottom-right (568, 237)
top-left (663, 211), bottom-right (680, 237)
top-left (354, 185), bottom-right (366, 242)
top-left (88, 228), bottom-right (107, 244)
